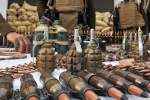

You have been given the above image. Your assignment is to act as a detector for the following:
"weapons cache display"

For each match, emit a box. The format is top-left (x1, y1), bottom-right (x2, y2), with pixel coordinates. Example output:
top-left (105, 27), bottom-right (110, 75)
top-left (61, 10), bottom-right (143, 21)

top-left (1, 63), bottom-right (150, 100)
top-left (1, 27), bottom-right (150, 100)
top-left (1, 0), bottom-right (150, 99)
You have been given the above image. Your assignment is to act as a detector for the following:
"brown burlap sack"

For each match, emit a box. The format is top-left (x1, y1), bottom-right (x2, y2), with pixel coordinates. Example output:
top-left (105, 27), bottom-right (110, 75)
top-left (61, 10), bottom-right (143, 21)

top-left (55, 0), bottom-right (85, 12)
top-left (119, 0), bottom-right (145, 29)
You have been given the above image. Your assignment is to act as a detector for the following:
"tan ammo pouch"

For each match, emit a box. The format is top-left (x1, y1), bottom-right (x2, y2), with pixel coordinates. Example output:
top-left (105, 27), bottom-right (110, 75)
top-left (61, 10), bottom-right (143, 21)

top-left (55, 0), bottom-right (85, 12)
top-left (118, 0), bottom-right (145, 29)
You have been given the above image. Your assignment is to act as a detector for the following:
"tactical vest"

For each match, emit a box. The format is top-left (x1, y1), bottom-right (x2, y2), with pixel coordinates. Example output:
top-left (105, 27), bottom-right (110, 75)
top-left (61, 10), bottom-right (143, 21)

top-left (118, 0), bottom-right (145, 29)
top-left (55, 0), bottom-right (86, 12)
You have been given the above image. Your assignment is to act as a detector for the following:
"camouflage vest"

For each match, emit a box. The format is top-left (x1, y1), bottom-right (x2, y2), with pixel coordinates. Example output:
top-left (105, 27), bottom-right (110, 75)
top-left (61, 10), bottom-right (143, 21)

top-left (118, 0), bottom-right (145, 29)
top-left (55, 0), bottom-right (86, 12)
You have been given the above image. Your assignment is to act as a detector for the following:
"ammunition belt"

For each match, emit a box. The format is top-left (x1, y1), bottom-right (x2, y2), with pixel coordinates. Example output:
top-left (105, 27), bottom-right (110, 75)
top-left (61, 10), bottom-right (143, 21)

top-left (0, 52), bottom-right (27, 60)
top-left (0, 62), bottom-right (37, 79)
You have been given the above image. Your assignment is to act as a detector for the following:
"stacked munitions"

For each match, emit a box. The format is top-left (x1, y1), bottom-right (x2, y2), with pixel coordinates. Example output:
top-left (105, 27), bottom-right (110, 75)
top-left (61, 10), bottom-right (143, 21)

top-left (0, 62), bottom-right (36, 79)
top-left (41, 72), bottom-right (70, 100)
top-left (127, 63), bottom-right (150, 79)
top-left (96, 70), bottom-right (149, 98)
top-left (36, 42), bottom-right (56, 73)
top-left (126, 28), bottom-right (144, 60)
top-left (1, 62), bottom-right (150, 99)
top-left (100, 64), bottom-right (116, 71)
top-left (77, 70), bottom-right (128, 100)
top-left (86, 59), bottom-right (150, 81)
top-left (59, 71), bottom-right (99, 100)
top-left (113, 62), bottom-right (150, 78)
top-left (98, 62), bottom-right (150, 92)
top-left (7, 2), bottom-right (38, 34)
top-left (101, 51), bottom-right (123, 61)
top-left (66, 43), bottom-right (82, 73)
top-left (101, 64), bottom-right (125, 71)
top-left (113, 69), bottom-right (150, 92)
top-left (0, 74), bottom-right (13, 100)
top-left (20, 74), bottom-right (40, 100)
top-left (127, 32), bottom-right (140, 60)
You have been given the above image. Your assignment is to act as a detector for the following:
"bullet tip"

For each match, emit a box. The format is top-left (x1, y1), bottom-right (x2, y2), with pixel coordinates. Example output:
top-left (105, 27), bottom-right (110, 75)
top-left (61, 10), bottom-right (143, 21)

top-left (141, 92), bottom-right (149, 98)
top-left (28, 96), bottom-right (39, 100)
top-left (58, 93), bottom-right (70, 100)
top-left (121, 95), bottom-right (128, 100)
top-left (84, 90), bottom-right (99, 100)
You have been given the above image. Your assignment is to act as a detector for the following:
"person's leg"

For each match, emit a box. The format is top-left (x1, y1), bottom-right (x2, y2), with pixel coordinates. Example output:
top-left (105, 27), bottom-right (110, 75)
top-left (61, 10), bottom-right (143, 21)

top-left (86, 0), bottom-right (95, 28)
top-left (147, 12), bottom-right (150, 32)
